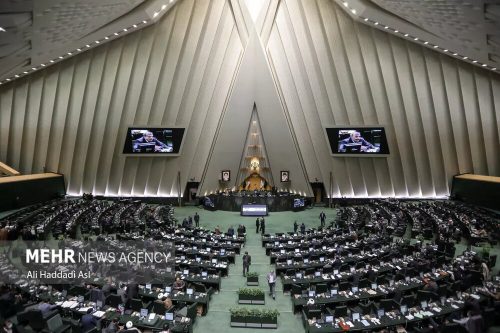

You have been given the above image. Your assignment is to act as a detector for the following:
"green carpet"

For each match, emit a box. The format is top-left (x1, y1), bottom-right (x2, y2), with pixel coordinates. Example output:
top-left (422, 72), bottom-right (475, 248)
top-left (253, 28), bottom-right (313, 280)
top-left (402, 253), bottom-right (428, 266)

top-left (174, 206), bottom-right (331, 333)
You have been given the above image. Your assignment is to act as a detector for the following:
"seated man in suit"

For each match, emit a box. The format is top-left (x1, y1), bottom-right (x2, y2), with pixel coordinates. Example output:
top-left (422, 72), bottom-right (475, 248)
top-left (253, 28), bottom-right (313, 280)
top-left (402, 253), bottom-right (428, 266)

top-left (338, 131), bottom-right (376, 152)
top-left (81, 308), bottom-right (98, 332)
top-left (37, 301), bottom-right (58, 315)
top-left (133, 131), bottom-right (171, 152)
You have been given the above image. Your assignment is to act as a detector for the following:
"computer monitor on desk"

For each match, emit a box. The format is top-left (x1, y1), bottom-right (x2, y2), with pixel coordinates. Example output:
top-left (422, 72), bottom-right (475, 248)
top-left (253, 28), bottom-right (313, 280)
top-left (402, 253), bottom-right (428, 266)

top-left (165, 312), bottom-right (174, 321)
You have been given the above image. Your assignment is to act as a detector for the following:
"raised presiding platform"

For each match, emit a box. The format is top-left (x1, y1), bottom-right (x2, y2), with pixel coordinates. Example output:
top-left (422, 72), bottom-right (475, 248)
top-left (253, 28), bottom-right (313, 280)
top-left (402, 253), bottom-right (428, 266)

top-left (204, 192), bottom-right (307, 212)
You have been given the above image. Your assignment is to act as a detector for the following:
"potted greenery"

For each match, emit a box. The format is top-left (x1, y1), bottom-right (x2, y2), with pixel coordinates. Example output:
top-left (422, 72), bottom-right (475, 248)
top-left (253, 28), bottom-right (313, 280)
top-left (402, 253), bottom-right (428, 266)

top-left (238, 287), bottom-right (265, 304)
top-left (246, 272), bottom-right (259, 286)
top-left (229, 308), bottom-right (280, 328)
top-left (245, 308), bottom-right (262, 328)
top-left (230, 307), bottom-right (247, 327)
top-left (260, 309), bottom-right (279, 328)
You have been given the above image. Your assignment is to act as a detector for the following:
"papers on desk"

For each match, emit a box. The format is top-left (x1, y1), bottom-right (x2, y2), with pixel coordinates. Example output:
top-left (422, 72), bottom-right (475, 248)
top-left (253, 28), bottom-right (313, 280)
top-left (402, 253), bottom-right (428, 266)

top-left (405, 314), bottom-right (414, 320)
top-left (361, 320), bottom-right (370, 326)
top-left (451, 304), bottom-right (459, 309)
top-left (470, 294), bottom-right (480, 300)
top-left (61, 301), bottom-right (78, 308)
top-left (93, 311), bottom-right (106, 318)
top-left (79, 307), bottom-right (92, 313)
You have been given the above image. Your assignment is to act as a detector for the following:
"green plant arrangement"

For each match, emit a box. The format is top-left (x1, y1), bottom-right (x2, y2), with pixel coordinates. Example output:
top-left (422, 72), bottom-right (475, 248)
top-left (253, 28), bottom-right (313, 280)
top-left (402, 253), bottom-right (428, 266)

top-left (230, 307), bottom-right (279, 329)
top-left (246, 272), bottom-right (259, 286)
top-left (238, 288), bottom-right (265, 304)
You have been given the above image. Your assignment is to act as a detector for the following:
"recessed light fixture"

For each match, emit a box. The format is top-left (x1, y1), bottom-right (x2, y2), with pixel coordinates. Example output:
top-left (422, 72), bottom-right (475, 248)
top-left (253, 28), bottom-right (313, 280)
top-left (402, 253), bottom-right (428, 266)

top-left (77, 48), bottom-right (82, 51)
top-left (453, 53), bottom-right (458, 56)
top-left (424, 41), bottom-right (428, 45)
top-left (443, 49), bottom-right (448, 52)
top-left (86, 44), bottom-right (90, 47)
top-left (6, 78), bottom-right (10, 81)
top-left (472, 60), bottom-right (477, 63)
top-left (343, 2), bottom-right (348, 7)
top-left (434, 45), bottom-right (439, 48)
top-left (384, 26), bottom-right (389, 29)
top-left (153, 11), bottom-right (159, 17)
top-left (104, 37), bottom-right (109, 40)
top-left (123, 28), bottom-right (128, 32)
top-left (31, 67), bottom-right (36, 70)
top-left (161, 4), bottom-right (167, 10)
top-left (414, 37), bottom-right (418, 41)
top-left (50, 60), bottom-right (54, 63)
top-left (482, 64), bottom-right (487, 67)
top-left (493, 68), bottom-right (497, 70)
top-left (142, 20), bottom-right (147, 24)
top-left (394, 30), bottom-right (398, 33)
top-left (133, 24), bottom-right (137, 28)
top-left (0, 27), bottom-right (5, 32)
top-left (59, 56), bottom-right (63, 59)
top-left (463, 56), bottom-right (468, 59)
top-left (15, 75), bottom-right (19, 78)
top-left (41, 64), bottom-right (45, 67)
top-left (67, 52), bottom-right (72, 55)
top-left (374, 22), bottom-right (379, 25)
top-left (404, 33), bottom-right (408, 37)
top-left (23, 71), bottom-right (28, 74)
top-left (95, 40), bottom-right (100, 44)
top-left (364, 18), bottom-right (368, 21)
top-left (351, 9), bottom-right (356, 14)
top-left (114, 32), bottom-right (119, 36)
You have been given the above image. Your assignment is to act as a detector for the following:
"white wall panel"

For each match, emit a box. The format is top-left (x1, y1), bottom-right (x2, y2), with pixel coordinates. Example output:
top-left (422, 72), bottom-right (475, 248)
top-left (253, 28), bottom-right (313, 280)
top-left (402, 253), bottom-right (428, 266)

top-left (0, 0), bottom-right (499, 198)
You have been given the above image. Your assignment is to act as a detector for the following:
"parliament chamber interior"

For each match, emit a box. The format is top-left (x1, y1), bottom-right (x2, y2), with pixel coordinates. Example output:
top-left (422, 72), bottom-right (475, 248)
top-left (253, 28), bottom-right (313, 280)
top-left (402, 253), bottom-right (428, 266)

top-left (0, 1), bottom-right (499, 333)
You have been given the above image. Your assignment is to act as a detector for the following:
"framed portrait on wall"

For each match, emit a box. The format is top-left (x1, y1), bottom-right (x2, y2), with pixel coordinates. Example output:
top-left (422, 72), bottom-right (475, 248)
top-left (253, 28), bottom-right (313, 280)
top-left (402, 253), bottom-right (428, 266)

top-left (222, 170), bottom-right (230, 182)
top-left (280, 171), bottom-right (289, 182)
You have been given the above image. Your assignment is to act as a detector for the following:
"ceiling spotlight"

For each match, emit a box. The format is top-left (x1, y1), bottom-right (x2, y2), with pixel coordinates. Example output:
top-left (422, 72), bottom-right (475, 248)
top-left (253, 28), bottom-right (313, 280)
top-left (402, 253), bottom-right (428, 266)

top-left (472, 60), bottom-right (477, 63)
top-left (59, 56), bottom-right (63, 59)
top-left (364, 18), bottom-right (368, 21)
top-left (414, 37), bottom-right (418, 41)
top-left (67, 52), bottom-right (72, 55)
top-left (351, 9), bottom-right (356, 14)
top-left (153, 11), bottom-right (159, 17)
top-left (23, 71), bottom-right (28, 74)
top-left (374, 22), bottom-right (379, 25)
top-left (50, 60), bottom-right (54, 63)
top-left (6, 78), bottom-right (10, 81)
top-left (343, 2), bottom-right (348, 7)
top-left (394, 30), bottom-right (399, 33)
top-left (493, 68), bottom-right (497, 70)
top-left (41, 64), bottom-right (45, 67)
top-left (434, 45), bottom-right (439, 48)
top-left (105, 37), bottom-right (109, 40)
top-left (443, 49), bottom-right (448, 52)
top-left (77, 48), bottom-right (82, 51)
top-left (424, 41), bottom-right (428, 45)
top-left (463, 56), bottom-right (468, 59)
top-left (86, 44), bottom-right (90, 47)
top-left (114, 32), bottom-right (119, 36)
top-left (95, 40), bottom-right (100, 44)
top-left (404, 33), bottom-right (408, 37)
top-left (123, 28), bottom-right (128, 32)
top-left (0, 27), bottom-right (5, 32)
top-left (142, 20), bottom-right (147, 24)
top-left (482, 64), bottom-right (487, 67)
top-left (453, 53), bottom-right (458, 56)
top-left (161, 4), bottom-right (167, 10)
top-left (15, 75), bottom-right (19, 78)
top-left (169, 0), bottom-right (173, 3)
top-left (384, 26), bottom-right (389, 29)
top-left (133, 24), bottom-right (137, 28)
top-left (31, 67), bottom-right (36, 70)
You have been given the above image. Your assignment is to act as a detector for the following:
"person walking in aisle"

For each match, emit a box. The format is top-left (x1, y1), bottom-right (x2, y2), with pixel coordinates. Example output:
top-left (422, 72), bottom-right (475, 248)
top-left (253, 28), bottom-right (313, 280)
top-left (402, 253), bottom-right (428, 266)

top-left (267, 269), bottom-right (277, 300)
top-left (256, 218), bottom-right (260, 233)
top-left (260, 217), bottom-right (265, 235)
top-left (300, 222), bottom-right (306, 235)
top-left (294, 221), bottom-right (298, 233)
top-left (242, 251), bottom-right (251, 277)
top-left (319, 211), bottom-right (326, 228)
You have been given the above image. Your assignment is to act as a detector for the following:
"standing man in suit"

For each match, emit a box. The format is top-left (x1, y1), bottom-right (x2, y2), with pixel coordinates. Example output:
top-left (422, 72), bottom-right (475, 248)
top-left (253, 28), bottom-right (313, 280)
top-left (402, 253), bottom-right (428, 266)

top-left (242, 251), bottom-right (251, 277)
top-left (256, 218), bottom-right (260, 233)
top-left (194, 212), bottom-right (200, 228)
top-left (319, 211), bottom-right (326, 228)
top-left (294, 221), bottom-right (298, 233)
top-left (260, 218), bottom-right (266, 235)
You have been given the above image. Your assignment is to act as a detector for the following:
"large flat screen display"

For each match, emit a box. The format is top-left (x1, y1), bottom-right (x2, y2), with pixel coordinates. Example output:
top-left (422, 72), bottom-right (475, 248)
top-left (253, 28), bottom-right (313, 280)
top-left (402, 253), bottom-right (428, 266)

top-left (123, 127), bottom-right (185, 155)
top-left (325, 127), bottom-right (389, 156)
